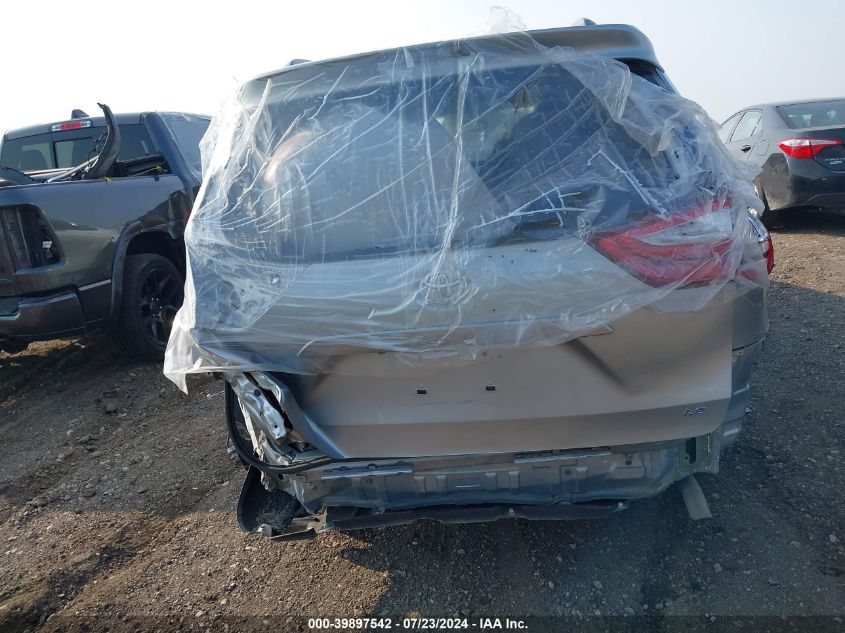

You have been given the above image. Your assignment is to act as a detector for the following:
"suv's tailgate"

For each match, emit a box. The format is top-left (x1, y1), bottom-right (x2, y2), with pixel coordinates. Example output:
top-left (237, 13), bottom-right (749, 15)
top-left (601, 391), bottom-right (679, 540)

top-left (281, 286), bottom-right (736, 459)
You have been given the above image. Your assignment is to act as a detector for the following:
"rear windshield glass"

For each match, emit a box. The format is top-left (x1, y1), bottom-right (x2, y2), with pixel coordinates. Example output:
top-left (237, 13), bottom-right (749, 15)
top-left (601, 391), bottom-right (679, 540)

top-left (1, 134), bottom-right (53, 170)
top-left (118, 124), bottom-right (158, 162)
top-left (1, 123), bottom-right (156, 170)
top-left (55, 137), bottom-right (95, 168)
top-left (160, 114), bottom-right (210, 179)
top-left (227, 60), bottom-right (679, 261)
top-left (778, 100), bottom-right (845, 129)
top-left (623, 60), bottom-right (674, 91)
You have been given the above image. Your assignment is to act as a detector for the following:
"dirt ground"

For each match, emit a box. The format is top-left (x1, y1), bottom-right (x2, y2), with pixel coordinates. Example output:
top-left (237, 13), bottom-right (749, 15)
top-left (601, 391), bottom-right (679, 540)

top-left (0, 211), bottom-right (843, 632)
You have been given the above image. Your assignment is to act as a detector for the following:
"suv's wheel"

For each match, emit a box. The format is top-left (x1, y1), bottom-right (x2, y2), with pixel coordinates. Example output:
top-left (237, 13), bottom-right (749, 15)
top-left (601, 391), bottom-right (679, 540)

top-left (113, 253), bottom-right (184, 361)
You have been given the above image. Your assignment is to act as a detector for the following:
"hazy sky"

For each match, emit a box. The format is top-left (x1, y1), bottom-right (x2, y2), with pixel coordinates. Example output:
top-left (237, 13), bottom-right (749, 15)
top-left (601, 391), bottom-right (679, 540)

top-left (3, 0), bottom-right (843, 131)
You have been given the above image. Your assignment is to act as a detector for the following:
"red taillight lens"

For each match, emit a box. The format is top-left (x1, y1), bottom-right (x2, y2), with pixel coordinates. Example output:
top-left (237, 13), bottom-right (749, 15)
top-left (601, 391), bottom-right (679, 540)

top-left (589, 200), bottom-right (734, 287)
top-left (778, 138), bottom-right (841, 159)
top-left (764, 235), bottom-right (774, 274)
top-left (745, 212), bottom-right (773, 279)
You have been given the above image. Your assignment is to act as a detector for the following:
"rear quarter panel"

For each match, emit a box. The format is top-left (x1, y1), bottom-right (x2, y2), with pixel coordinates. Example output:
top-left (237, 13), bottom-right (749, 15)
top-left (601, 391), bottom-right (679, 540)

top-left (758, 149), bottom-right (792, 209)
top-left (0, 174), bottom-right (189, 295)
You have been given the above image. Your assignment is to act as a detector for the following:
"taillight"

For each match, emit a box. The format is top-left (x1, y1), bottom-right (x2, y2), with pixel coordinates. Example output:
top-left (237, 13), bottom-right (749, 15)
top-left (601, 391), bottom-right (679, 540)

top-left (747, 213), bottom-right (774, 274)
top-left (589, 199), bottom-right (734, 287)
top-left (778, 138), bottom-right (841, 159)
top-left (765, 235), bottom-right (774, 273)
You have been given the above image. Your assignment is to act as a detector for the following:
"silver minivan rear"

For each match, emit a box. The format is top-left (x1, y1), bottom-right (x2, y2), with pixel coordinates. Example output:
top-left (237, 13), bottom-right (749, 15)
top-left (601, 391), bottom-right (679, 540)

top-left (166, 23), bottom-right (770, 537)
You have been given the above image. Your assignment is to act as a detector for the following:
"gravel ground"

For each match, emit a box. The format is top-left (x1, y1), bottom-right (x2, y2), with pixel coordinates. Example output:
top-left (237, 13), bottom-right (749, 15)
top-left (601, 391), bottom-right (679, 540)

top-left (0, 211), bottom-right (843, 633)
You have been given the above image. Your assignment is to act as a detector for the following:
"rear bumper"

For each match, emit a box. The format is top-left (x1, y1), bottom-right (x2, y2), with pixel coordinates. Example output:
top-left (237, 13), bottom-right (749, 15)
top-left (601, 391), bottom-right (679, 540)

top-left (226, 338), bottom-right (759, 520)
top-left (235, 423), bottom-right (736, 536)
top-left (778, 160), bottom-right (845, 209)
top-left (223, 298), bottom-right (765, 524)
top-left (799, 192), bottom-right (845, 209)
top-left (789, 182), bottom-right (845, 209)
top-left (0, 290), bottom-right (86, 352)
top-left (290, 429), bottom-right (728, 516)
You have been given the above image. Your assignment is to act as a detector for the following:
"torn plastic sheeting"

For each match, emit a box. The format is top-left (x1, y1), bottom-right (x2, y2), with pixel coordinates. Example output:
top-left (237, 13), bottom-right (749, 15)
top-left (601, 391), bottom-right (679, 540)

top-left (164, 28), bottom-right (767, 391)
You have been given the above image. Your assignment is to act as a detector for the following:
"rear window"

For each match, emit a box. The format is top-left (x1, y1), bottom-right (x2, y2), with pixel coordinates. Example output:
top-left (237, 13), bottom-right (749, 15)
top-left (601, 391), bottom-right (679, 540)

top-left (778, 100), bottom-right (845, 129)
top-left (117, 124), bottom-right (157, 162)
top-left (623, 59), bottom-right (674, 92)
top-left (0, 123), bottom-right (156, 170)
top-left (227, 60), bottom-right (681, 261)
top-left (54, 137), bottom-right (95, 168)
top-left (1, 134), bottom-right (53, 171)
top-left (160, 114), bottom-right (210, 180)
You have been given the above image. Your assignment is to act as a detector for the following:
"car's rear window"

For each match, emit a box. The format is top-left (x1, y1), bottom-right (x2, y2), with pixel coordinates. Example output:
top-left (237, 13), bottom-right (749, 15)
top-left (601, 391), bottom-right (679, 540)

top-left (0, 134), bottom-right (53, 170)
top-left (159, 114), bottom-right (210, 180)
top-left (0, 123), bottom-right (156, 170)
top-left (54, 137), bottom-right (96, 168)
top-left (117, 124), bottom-right (158, 162)
top-left (777, 100), bottom-right (845, 129)
top-left (223, 59), bottom-right (680, 261)
top-left (623, 59), bottom-right (674, 92)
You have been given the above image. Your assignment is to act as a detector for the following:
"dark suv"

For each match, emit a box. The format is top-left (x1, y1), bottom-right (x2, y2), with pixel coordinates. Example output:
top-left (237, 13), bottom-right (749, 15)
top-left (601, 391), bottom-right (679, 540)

top-left (0, 107), bottom-right (209, 358)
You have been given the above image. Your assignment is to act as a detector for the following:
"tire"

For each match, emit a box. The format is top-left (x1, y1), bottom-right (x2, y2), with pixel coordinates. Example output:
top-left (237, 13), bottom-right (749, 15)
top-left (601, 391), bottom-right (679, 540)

top-left (113, 253), bottom-right (184, 361)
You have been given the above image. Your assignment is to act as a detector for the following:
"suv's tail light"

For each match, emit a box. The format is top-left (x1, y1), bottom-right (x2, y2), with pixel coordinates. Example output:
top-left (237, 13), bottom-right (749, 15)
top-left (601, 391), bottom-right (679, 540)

top-left (589, 200), bottom-right (734, 287)
top-left (778, 138), bottom-right (841, 159)
top-left (748, 213), bottom-right (774, 274)
top-left (764, 234), bottom-right (774, 273)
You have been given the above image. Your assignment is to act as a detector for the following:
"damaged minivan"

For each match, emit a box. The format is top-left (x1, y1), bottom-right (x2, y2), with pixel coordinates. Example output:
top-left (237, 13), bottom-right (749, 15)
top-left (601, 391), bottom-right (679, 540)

top-left (165, 23), bottom-right (771, 539)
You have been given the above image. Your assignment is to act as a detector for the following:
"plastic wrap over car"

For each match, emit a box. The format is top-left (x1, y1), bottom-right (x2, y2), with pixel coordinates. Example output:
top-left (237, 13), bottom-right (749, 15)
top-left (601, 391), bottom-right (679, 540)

top-left (164, 29), bottom-right (768, 391)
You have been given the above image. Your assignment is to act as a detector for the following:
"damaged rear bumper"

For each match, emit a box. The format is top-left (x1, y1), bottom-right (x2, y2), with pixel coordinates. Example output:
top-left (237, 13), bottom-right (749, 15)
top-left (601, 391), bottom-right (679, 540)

top-left (227, 373), bottom-right (733, 538)
top-left (237, 466), bottom-right (628, 540)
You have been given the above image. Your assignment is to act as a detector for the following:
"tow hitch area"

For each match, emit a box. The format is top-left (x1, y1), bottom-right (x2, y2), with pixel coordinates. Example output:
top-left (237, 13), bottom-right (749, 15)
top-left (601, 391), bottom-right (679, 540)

top-left (238, 464), bottom-right (629, 541)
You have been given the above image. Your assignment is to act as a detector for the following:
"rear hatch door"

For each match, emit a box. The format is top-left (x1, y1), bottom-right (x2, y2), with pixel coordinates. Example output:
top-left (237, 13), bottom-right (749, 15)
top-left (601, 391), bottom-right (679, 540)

top-left (194, 43), bottom-right (764, 458)
top-left (283, 286), bottom-right (740, 459)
